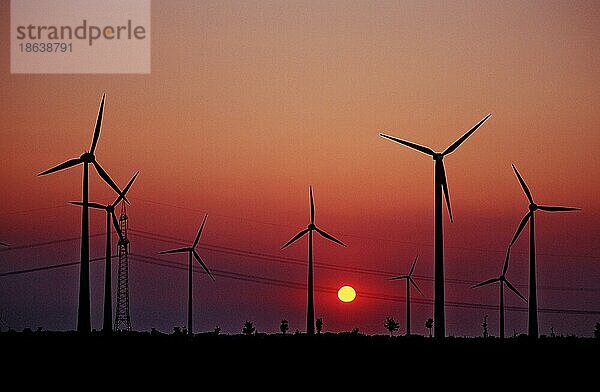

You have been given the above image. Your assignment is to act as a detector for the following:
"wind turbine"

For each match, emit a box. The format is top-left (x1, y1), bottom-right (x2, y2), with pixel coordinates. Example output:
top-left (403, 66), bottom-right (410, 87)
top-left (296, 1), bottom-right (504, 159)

top-left (472, 248), bottom-right (526, 339)
top-left (38, 93), bottom-right (123, 333)
top-left (281, 186), bottom-right (346, 335)
top-left (380, 114), bottom-right (491, 338)
top-left (508, 164), bottom-right (580, 338)
top-left (159, 214), bottom-right (215, 336)
top-left (70, 171), bottom-right (139, 334)
top-left (389, 255), bottom-right (423, 336)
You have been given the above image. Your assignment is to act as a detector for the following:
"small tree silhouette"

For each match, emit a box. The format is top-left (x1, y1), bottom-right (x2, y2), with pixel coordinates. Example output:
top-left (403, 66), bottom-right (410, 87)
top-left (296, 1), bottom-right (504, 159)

top-left (425, 318), bottom-right (434, 338)
top-left (384, 316), bottom-right (400, 336)
top-left (316, 318), bottom-right (323, 334)
top-left (594, 322), bottom-right (600, 339)
top-left (482, 315), bottom-right (489, 338)
top-left (550, 326), bottom-right (555, 338)
top-left (280, 319), bottom-right (289, 335)
top-left (243, 321), bottom-right (255, 335)
top-left (214, 326), bottom-right (221, 335)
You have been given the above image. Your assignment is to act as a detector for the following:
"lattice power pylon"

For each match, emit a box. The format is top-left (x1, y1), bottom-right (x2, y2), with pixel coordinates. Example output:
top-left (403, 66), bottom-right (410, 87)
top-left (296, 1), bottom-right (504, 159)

top-left (114, 201), bottom-right (132, 331)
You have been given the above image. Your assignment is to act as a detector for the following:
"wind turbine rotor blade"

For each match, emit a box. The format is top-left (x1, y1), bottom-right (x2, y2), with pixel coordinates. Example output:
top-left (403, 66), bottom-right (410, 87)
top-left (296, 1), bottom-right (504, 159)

top-left (281, 229), bottom-right (309, 249)
top-left (114, 171), bottom-right (139, 206)
top-left (69, 201), bottom-right (106, 210)
top-left (193, 250), bottom-right (215, 281)
top-left (442, 114), bottom-right (491, 156)
top-left (90, 93), bottom-right (105, 154)
top-left (471, 277), bottom-right (500, 288)
top-left (158, 247), bottom-right (190, 255)
top-left (409, 255), bottom-right (418, 276)
top-left (310, 186), bottom-right (315, 224)
top-left (537, 205), bottom-right (581, 212)
top-left (389, 275), bottom-right (409, 281)
top-left (512, 164), bottom-right (534, 204)
top-left (193, 214), bottom-right (208, 248)
top-left (0, 242), bottom-right (9, 247)
top-left (111, 211), bottom-right (124, 242)
top-left (379, 134), bottom-right (436, 156)
top-left (314, 227), bottom-right (346, 247)
top-left (502, 247), bottom-right (511, 276)
top-left (409, 277), bottom-right (424, 296)
top-left (38, 158), bottom-right (82, 176)
top-left (92, 161), bottom-right (123, 200)
top-left (505, 279), bottom-right (527, 303)
top-left (509, 212), bottom-right (531, 247)
top-left (440, 162), bottom-right (453, 222)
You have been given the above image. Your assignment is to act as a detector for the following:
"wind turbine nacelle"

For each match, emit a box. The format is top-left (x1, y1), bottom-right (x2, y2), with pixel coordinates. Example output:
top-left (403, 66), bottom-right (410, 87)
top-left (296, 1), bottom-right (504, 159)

top-left (80, 152), bottom-right (95, 162)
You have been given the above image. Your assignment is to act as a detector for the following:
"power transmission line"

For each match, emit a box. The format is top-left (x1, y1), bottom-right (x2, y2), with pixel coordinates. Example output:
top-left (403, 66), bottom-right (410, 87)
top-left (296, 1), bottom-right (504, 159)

top-left (5, 198), bottom-right (598, 261)
top-left (130, 197), bottom-right (599, 260)
top-left (2, 228), bottom-right (598, 293)
top-left (128, 253), bottom-right (600, 316)
top-left (0, 233), bottom-right (104, 251)
top-left (129, 228), bottom-right (600, 293)
top-left (0, 204), bottom-right (70, 216)
top-left (1, 251), bottom-right (598, 316)
top-left (0, 256), bottom-right (108, 277)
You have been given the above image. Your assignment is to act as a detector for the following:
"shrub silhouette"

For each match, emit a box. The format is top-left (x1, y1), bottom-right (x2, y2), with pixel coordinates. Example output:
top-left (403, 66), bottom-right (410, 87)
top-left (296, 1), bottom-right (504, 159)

top-left (280, 319), bottom-right (289, 335)
top-left (243, 321), bottom-right (255, 335)
top-left (316, 318), bottom-right (323, 334)
top-left (384, 316), bottom-right (400, 336)
top-left (425, 318), bottom-right (434, 338)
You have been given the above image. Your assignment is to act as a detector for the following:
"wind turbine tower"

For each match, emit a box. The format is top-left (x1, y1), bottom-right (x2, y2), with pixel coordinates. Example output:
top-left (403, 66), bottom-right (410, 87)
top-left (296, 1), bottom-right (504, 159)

top-left (380, 114), bottom-right (491, 338)
top-left (114, 201), bottom-right (132, 331)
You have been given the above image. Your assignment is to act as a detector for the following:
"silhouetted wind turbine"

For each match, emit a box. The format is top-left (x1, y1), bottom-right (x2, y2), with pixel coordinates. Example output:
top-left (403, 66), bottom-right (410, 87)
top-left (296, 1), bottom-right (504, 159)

top-left (380, 114), bottom-right (491, 338)
top-left (389, 255), bottom-right (423, 336)
top-left (38, 93), bottom-right (123, 333)
top-left (281, 186), bottom-right (346, 335)
top-left (159, 214), bottom-right (215, 336)
top-left (70, 171), bottom-right (139, 334)
top-left (472, 248), bottom-right (526, 339)
top-left (508, 164), bottom-right (580, 338)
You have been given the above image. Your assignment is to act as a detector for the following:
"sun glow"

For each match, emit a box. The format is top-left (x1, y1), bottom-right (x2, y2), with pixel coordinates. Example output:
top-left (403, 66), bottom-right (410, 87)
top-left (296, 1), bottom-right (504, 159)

top-left (338, 285), bottom-right (356, 303)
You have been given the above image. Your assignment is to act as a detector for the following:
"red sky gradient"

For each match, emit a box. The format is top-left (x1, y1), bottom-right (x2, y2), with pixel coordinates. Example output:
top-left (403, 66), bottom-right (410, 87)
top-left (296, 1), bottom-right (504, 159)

top-left (1, 1), bottom-right (599, 336)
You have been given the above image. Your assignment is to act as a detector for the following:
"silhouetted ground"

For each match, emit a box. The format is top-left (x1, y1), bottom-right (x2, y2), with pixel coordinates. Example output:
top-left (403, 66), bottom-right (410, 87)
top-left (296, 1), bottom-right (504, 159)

top-left (1, 330), bottom-right (597, 380)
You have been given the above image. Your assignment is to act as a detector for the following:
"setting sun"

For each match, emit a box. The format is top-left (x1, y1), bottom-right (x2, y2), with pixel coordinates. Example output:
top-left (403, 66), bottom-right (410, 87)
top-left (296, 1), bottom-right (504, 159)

top-left (338, 285), bottom-right (356, 303)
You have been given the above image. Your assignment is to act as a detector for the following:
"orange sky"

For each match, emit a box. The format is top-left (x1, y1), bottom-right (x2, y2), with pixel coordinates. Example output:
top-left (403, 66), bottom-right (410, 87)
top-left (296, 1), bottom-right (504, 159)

top-left (1, 1), bottom-right (599, 336)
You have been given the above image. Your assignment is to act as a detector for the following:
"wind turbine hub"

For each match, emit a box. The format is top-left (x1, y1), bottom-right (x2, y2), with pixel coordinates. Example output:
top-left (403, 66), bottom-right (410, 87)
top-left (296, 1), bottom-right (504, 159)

top-left (80, 152), bottom-right (94, 162)
top-left (500, 275), bottom-right (505, 281)
top-left (529, 203), bottom-right (538, 211)
top-left (433, 153), bottom-right (443, 161)
top-left (308, 223), bottom-right (316, 230)
top-left (107, 205), bottom-right (114, 213)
